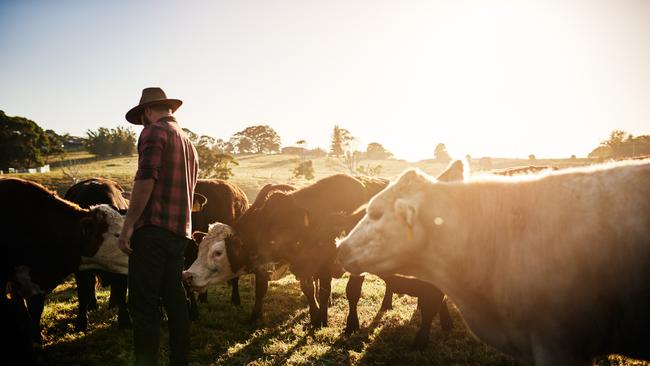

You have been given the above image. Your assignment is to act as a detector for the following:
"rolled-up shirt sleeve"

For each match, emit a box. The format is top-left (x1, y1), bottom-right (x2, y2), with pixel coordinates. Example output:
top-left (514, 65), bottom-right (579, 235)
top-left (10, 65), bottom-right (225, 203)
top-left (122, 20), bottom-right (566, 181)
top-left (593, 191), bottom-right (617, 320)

top-left (135, 124), bottom-right (166, 181)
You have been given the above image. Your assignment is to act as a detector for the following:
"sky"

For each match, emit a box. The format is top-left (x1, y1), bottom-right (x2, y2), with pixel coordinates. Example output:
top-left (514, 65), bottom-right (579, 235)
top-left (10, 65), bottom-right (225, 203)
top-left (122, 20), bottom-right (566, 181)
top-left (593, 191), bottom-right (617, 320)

top-left (1, 0), bottom-right (649, 161)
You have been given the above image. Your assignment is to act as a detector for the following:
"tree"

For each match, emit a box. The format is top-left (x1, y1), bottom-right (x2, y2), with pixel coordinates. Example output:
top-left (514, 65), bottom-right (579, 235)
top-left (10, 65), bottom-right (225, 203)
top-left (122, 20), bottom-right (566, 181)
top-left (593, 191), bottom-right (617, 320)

top-left (330, 125), bottom-right (353, 157)
top-left (366, 142), bottom-right (392, 160)
top-left (0, 110), bottom-right (49, 170)
top-left (589, 130), bottom-right (650, 159)
top-left (183, 128), bottom-right (239, 179)
top-left (292, 160), bottom-right (315, 180)
top-left (110, 126), bottom-right (136, 156)
top-left (528, 154), bottom-right (537, 161)
top-left (231, 125), bottom-right (281, 154)
top-left (43, 129), bottom-right (65, 163)
top-left (85, 126), bottom-right (135, 157)
top-left (434, 143), bottom-right (451, 163)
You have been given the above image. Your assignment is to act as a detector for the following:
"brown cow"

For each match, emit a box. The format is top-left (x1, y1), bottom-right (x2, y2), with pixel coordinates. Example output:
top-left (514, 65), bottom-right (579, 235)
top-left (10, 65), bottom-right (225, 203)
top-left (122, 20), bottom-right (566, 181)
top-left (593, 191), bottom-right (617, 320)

top-left (0, 178), bottom-right (125, 344)
top-left (186, 174), bottom-right (455, 346)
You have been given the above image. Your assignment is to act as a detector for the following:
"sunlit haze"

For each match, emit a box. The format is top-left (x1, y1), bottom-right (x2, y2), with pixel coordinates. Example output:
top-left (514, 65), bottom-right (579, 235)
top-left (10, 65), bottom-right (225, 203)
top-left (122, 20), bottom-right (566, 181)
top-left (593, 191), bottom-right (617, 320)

top-left (1, 0), bottom-right (649, 161)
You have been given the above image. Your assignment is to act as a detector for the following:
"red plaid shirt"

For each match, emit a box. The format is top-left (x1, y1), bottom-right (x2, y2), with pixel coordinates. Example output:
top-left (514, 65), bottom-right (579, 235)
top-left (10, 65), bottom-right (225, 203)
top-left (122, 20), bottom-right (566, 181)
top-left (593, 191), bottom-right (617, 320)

top-left (134, 116), bottom-right (198, 239)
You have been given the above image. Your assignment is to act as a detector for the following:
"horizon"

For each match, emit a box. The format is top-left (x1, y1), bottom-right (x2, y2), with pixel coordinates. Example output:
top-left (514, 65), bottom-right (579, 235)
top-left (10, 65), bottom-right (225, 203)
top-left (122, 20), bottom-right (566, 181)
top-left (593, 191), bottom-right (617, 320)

top-left (1, 0), bottom-right (649, 162)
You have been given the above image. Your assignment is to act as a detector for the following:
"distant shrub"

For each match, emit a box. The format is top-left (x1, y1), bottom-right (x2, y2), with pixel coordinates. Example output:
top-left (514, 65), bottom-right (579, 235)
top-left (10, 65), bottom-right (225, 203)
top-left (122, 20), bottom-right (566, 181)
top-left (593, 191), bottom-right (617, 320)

top-left (292, 160), bottom-right (315, 180)
top-left (356, 163), bottom-right (382, 177)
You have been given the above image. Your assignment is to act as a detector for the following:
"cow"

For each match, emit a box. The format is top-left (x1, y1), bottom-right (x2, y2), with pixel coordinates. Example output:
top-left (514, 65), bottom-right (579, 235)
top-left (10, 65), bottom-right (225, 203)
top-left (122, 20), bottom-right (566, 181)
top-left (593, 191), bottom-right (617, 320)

top-left (0, 177), bottom-right (126, 344)
top-left (185, 174), bottom-right (454, 346)
top-left (185, 179), bottom-right (249, 318)
top-left (64, 177), bottom-right (131, 332)
top-left (185, 183), bottom-right (296, 323)
top-left (337, 159), bottom-right (650, 365)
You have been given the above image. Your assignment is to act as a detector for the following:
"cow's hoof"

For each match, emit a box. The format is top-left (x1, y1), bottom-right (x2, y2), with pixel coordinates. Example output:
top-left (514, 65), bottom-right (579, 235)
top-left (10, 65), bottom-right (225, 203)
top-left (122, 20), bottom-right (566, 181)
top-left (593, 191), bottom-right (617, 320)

top-left (118, 315), bottom-right (132, 329)
top-left (88, 299), bottom-right (98, 311)
top-left (230, 298), bottom-right (240, 306)
top-left (74, 318), bottom-right (88, 333)
top-left (412, 335), bottom-right (429, 350)
top-left (250, 313), bottom-right (263, 324)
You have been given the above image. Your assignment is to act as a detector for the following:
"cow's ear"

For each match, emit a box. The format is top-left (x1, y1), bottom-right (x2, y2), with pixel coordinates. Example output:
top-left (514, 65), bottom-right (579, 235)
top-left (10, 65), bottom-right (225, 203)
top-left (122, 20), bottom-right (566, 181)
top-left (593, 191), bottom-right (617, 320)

top-left (395, 198), bottom-right (416, 228)
top-left (192, 231), bottom-right (207, 244)
top-left (437, 160), bottom-right (465, 182)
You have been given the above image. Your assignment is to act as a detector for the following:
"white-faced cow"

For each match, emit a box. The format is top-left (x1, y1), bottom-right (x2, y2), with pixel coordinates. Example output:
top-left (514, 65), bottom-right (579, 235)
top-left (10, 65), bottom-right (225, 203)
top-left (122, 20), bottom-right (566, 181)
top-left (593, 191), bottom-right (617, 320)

top-left (338, 160), bottom-right (650, 365)
top-left (65, 178), bottom-right (131, 332)
top-left (185, 178), bottom-right (249, 319)
top-left (1, 178), bottom-right (126, 344)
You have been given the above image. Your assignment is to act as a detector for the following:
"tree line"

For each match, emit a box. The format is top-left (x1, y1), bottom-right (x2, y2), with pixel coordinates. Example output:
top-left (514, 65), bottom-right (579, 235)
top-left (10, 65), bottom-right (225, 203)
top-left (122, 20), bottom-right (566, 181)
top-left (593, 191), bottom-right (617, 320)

top-left (3, 110), bottom-right (647, 174)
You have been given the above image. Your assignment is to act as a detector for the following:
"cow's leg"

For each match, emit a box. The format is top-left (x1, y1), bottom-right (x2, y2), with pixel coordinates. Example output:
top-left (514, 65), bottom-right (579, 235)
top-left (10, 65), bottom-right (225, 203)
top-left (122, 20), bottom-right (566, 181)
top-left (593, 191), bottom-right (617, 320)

top-left (317, 271), bottom-right (332, 327)
top-left (26, 294), bottom-right (45, 345)
top-left (438, 296), bottom-right (453, 332)
top-left (184, 283), bottom-right (199, 321)
top-left (345, 274), bottom-right (364, 334)
top-left (109, 274), bottom-right (131, 329)
top-left (413, 295), bottom-right (435, 348)
top-left (299, 277), bottom-right (321, 327)
top-left (74, 271), bottom-right (94, 332)
top-left (379, 277), bottom-right (394, 311)
top-left (198, 291), bottom-right (208, 303)
top-left (251, 270), bottom-right (269, 323)
top-left (229, 277), bottom-right (240, 305)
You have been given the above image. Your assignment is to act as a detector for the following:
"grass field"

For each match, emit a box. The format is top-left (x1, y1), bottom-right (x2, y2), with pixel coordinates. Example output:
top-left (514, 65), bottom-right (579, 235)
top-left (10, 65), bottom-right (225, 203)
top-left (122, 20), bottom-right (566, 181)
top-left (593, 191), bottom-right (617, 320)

top-left (4, 153), bottom-right (648, 365)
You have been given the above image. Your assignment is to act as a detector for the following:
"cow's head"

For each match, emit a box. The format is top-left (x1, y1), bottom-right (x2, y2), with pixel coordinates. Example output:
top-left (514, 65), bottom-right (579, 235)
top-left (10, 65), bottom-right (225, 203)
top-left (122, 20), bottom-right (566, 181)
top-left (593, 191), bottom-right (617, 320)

top-left (337, 160), bottom-right (465, 276)
top-left (79, 204), bottom-right (128, 274)
top-left (183, 222), bottom-right (244, 292)
top-left (250, 192), bottom-right (312, 266)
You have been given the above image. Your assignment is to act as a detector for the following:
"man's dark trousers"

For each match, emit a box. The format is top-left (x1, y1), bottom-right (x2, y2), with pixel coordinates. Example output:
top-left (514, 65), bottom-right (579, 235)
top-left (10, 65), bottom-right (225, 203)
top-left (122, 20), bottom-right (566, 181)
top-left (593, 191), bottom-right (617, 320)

top-left (129, 225), bottom-right (190, 366)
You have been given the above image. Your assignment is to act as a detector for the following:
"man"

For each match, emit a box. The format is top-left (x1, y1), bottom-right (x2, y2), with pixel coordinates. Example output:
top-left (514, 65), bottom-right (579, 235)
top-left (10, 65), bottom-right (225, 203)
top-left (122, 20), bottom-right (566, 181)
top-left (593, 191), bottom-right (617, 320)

top-left (119, 87), bottom-right (198, 366)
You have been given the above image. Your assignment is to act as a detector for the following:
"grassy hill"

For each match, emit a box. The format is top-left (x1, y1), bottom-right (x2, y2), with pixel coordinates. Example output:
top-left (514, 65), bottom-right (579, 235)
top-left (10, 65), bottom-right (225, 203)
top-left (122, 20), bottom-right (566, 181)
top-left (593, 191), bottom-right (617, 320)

top-left (2, 152), bottom-right (592, 200)
top-left (3, 153), bottom-right (642, 365)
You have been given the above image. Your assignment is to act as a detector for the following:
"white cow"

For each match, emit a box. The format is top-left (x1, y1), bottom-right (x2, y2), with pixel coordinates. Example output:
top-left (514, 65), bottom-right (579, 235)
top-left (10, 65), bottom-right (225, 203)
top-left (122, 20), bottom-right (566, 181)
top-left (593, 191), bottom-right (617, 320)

top-left (337, 159), bottom-right (650, 366)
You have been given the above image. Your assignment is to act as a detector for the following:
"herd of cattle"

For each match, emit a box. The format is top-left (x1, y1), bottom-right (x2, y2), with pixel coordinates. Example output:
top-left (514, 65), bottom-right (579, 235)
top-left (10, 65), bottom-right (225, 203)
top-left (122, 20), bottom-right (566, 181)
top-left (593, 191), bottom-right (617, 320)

top-left (1, 158), bottom-right (649, 366)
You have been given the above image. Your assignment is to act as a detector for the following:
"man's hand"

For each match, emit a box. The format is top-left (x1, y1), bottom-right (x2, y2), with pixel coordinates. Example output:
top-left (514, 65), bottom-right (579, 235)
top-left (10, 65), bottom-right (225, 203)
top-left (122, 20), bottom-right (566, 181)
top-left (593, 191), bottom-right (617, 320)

top-left (118, 223), bottom-right (134, 255)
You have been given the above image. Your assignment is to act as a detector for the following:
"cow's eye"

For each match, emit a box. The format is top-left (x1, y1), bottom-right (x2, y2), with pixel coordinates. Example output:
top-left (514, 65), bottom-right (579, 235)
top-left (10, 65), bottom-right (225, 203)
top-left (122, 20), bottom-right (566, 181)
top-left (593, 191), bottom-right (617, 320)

top-left (369, 210), bottom-right (382, 220)
top-left (113, 233), bottom-right (120, 238)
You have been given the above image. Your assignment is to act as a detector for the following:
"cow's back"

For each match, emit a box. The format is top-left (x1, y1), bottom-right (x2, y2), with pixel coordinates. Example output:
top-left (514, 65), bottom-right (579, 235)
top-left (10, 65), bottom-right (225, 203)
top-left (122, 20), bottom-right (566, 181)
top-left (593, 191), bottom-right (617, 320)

top-left (192, 179), bottom-right (249, 232)
top-left (291, 174), bottom-right (368, 216)
top-left (64, 178), bottom-right (128, 211)
top-left (1, 178), bottom-right (87, 291)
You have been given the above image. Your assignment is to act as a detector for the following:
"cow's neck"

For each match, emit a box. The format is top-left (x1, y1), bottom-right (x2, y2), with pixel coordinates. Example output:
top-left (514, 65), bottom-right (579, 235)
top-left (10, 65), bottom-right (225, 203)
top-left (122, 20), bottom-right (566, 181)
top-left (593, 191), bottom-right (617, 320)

top-left (419, 183), bottom-right (538, 358)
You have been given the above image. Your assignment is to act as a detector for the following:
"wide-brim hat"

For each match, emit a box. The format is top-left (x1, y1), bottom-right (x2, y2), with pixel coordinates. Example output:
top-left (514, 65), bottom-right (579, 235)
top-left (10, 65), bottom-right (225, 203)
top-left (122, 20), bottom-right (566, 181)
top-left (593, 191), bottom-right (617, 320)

top-left (125, 87), bottom-right (182, 125)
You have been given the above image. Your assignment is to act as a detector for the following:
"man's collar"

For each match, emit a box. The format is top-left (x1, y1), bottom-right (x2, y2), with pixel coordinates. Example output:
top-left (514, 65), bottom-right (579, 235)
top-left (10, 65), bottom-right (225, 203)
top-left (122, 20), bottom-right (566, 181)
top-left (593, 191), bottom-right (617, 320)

top-left (157, 115), bottom-right (177, 123)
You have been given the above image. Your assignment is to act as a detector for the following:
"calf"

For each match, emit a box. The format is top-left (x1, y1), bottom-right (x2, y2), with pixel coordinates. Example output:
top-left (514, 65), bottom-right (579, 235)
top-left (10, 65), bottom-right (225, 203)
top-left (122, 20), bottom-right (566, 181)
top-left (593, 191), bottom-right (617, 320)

top-left (338, 160), bottom-right (650, 365)
top-left (65, 178), bottom-right (131, 332)
top-left (0, 178), bottom-right (126, 344)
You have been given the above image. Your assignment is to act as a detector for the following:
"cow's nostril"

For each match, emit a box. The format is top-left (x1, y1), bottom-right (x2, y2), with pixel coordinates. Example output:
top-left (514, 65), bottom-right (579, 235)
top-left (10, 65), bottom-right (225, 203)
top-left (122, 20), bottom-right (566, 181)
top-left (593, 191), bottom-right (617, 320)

top-left (181, 271), bottom-right (193, 283)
